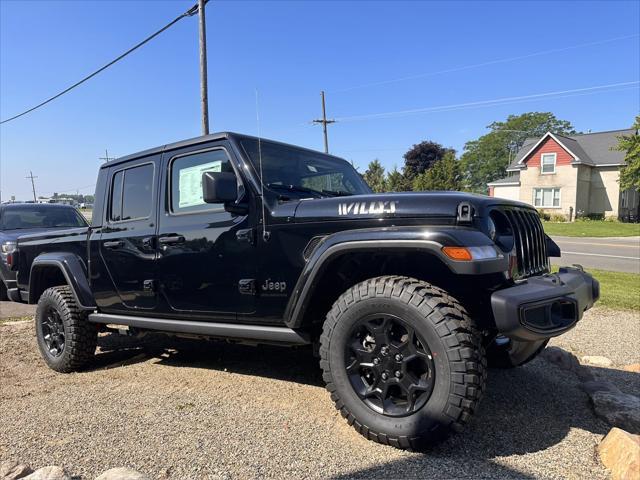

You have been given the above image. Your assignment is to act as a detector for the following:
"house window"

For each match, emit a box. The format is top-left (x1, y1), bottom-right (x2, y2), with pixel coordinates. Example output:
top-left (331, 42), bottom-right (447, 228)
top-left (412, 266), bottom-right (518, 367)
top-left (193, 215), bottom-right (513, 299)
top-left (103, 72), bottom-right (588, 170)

top-left (541, 153), bottom-right (556, 174)
top-left (533, 188), bottom-right (560, 208)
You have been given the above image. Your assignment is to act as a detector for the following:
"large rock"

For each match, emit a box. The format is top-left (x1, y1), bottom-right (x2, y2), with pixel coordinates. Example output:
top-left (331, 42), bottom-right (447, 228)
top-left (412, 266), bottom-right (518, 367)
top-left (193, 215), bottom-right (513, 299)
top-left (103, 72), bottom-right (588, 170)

top-left (0, 460), bottom-right (33, 480)
top-left (22, 466), bottom-right (70, 480)
top-left (591, 391), bottom-right (640, 433)
top-left (582, 355), bottom-right (613, 367)
top-left (598, 427), bottom-right (640, 480)
top-left (581, 380), bottom-right (621, 396)
top-left (540, 346), bottom-right (581, 372)
top-left (95, 467), bottom-right (150, 480)
top-left (622, 363), bottom-right (640, 373)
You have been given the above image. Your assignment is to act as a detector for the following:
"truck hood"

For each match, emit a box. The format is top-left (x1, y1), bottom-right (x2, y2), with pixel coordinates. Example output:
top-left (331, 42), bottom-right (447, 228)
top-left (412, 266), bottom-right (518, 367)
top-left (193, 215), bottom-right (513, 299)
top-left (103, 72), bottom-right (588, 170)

top-left (0, 226), bottom-right (74, 243)
top-left (288, 191), bottom-right (533, 223)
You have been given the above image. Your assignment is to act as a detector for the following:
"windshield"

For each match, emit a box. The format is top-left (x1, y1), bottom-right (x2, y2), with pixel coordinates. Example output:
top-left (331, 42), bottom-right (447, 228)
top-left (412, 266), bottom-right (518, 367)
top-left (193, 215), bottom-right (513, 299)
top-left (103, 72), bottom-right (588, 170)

top-left (0, 206), bottom-right (88, 230)
top-left (240, 138), bottom-right (371, 197)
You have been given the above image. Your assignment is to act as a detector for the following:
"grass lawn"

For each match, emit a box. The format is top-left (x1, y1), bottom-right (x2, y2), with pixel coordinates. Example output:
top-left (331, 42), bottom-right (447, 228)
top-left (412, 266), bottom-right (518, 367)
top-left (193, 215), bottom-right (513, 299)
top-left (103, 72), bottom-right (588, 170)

top-left (542, 221), bottom-right (640, 237)
top-left (552, 266), bottom-right (640, 311)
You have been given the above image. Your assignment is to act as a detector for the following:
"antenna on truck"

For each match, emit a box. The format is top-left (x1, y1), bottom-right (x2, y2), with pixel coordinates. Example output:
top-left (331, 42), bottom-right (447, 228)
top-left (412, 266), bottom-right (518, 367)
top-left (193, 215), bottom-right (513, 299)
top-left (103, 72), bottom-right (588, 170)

top-left (255, 89), bottom-right (270, 242)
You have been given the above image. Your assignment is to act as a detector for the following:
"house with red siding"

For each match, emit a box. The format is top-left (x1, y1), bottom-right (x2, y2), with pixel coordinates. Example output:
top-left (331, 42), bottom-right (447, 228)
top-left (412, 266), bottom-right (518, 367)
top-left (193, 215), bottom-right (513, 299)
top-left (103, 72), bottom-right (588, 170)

top-left (488, 128), bottom-right (639, 221)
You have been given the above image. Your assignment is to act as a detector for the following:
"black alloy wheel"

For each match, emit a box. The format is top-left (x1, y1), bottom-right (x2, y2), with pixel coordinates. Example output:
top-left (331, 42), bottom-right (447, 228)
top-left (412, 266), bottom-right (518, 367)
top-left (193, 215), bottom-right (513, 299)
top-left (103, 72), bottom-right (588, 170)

top-left (346, 313), bottom-right (435, 417)
top-left (40, 306), bottom-right (66, 357)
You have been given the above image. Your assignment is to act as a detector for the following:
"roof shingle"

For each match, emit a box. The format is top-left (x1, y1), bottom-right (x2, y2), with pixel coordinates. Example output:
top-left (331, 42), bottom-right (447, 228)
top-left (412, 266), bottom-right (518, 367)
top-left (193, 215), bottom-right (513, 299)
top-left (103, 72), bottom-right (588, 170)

top-left (508, 128), bottom-right (634, 169)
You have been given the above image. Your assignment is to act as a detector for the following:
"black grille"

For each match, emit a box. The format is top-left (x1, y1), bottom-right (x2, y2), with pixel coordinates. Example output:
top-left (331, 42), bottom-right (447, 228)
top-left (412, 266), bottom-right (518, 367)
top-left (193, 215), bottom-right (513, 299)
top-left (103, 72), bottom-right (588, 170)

top-left (503, 208), bottom-right (549, 278)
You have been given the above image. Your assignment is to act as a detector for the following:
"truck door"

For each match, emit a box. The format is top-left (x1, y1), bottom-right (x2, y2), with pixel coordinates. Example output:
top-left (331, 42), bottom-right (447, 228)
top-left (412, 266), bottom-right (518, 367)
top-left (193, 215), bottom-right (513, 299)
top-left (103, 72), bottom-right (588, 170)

top-left (155, 142), bottom-right (256, 321)
top-left (98, 156), bottom-right (160, 311)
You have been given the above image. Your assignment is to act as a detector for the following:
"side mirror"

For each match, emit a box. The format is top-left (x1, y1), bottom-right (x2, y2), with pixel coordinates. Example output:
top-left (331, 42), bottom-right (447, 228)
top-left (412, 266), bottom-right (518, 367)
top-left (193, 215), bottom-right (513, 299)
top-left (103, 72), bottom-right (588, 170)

top-left (202, 172), bottom-right (238, 204)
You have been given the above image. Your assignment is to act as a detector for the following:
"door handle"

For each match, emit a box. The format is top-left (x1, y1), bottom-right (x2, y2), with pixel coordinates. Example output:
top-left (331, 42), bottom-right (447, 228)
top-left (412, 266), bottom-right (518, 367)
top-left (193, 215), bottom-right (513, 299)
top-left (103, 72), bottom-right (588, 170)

top-left (103, 240), bottom-right (124, 249)
top-left (158, 235), bottom-right (185, 246)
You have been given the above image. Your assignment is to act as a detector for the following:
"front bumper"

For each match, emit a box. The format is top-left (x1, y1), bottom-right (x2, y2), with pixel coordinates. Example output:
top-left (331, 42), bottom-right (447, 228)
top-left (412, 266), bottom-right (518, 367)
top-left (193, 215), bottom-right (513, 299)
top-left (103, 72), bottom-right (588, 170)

top-left (491, 266), bottom-right (599, 341)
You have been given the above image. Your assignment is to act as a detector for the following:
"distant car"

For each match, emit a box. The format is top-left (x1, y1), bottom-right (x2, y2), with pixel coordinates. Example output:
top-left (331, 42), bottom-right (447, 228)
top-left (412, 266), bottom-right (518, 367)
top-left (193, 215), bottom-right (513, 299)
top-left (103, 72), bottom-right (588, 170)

top-left (0, 203), bottom-right (88, 300)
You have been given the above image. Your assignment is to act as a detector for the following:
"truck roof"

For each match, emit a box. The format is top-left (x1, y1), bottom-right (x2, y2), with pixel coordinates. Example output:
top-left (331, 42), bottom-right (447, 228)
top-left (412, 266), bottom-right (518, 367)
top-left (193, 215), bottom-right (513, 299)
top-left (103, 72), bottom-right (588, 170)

top-left (101, 131), bottom-right (347, 168)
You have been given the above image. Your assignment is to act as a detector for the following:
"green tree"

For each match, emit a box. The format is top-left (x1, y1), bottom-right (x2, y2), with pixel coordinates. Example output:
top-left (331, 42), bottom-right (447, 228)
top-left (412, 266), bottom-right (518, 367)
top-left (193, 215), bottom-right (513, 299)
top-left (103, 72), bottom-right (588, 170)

top-left (616, 115), bottom-right (640, 191)
top-left (363, 159), bottom-right (387, 193)
top-left (386, 166), bottom-right (411, 192)
top-left (460, 112), bottom-right (577, 192)
top-left (403, 140), bottom-right (455, 180)
top-left (413, 152), bottom-right (462, 191)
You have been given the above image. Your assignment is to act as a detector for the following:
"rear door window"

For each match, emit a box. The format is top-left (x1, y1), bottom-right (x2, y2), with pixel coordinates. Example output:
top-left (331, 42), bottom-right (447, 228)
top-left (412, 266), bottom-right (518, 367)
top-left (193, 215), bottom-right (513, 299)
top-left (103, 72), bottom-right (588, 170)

top-left (109, 163), bottom-right (154, 222)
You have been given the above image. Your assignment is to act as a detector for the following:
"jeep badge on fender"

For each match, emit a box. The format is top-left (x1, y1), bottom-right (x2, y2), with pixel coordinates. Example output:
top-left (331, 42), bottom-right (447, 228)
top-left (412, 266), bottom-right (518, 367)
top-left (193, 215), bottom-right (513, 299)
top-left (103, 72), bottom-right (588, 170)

top-left (9, 132), bottom-right (598, 451)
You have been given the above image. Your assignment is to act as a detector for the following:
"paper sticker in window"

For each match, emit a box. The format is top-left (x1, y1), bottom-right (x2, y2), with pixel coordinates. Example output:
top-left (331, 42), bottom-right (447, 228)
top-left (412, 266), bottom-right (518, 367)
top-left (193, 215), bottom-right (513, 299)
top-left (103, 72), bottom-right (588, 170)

top-left (178, 161), bottom-right (221, 208)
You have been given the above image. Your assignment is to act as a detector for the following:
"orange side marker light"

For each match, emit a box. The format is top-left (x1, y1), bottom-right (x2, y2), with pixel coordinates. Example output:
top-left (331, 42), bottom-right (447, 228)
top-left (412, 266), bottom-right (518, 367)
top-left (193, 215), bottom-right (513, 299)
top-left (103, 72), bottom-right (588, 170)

top-left (442, 246), bottom-right (473, 261)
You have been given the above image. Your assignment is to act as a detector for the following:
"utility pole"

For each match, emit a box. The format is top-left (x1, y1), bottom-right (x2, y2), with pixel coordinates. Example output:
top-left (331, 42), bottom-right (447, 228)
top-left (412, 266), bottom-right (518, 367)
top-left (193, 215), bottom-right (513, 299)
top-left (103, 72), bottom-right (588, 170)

top-left (198, 0), bottom-right (210, 135)
top-left (99, 149), bottom-right (116, 163)
top-left (26, 171), bottom-right (38, 202)
top-left (312, 91), bottom-right (335, 154)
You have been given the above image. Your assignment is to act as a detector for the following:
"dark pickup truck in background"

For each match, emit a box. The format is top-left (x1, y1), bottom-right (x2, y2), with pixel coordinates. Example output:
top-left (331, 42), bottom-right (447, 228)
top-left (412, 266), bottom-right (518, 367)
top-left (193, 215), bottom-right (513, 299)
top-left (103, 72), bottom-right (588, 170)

top-left (7, 132), bottom-right (599, 449)
top-left (0, 203), bottom-right (88, 300)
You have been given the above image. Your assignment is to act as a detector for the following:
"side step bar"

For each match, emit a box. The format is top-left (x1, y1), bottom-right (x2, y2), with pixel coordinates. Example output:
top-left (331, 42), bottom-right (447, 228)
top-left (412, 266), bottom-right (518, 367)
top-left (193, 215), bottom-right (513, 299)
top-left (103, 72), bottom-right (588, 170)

top-left (88, 313), bottom-right (310, 345)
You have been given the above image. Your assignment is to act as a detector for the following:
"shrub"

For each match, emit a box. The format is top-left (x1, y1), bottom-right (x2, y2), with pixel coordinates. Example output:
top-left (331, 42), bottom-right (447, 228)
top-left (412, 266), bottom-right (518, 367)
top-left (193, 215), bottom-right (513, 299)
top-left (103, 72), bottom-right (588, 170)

top-left (537, 209), bottom-right (551, 221)
top-left (550, 213), bottom-right (567, 222)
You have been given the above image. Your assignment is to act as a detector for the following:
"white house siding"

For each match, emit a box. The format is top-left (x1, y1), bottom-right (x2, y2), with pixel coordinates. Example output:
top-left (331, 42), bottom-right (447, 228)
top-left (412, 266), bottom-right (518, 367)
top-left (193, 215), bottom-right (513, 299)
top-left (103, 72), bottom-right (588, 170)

top-left (491, 185), bottom-right (520, 202)
top-left (519, 164), bottom-right (578, 216)
top-left (575, 165), bottom-right (592, 216)
top-left (589, 167), bottom-right (621, 218)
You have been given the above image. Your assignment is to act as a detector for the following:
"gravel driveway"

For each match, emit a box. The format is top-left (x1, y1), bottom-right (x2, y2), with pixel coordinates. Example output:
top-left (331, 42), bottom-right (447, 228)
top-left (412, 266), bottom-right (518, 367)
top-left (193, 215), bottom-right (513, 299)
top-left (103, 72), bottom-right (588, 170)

top-left (1, 307), bottom-right (638, 479)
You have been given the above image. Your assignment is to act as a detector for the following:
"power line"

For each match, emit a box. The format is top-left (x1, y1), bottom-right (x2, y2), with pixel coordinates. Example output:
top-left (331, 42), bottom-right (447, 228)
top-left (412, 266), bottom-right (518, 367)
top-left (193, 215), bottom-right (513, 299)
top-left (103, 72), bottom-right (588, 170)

top-left (0, 2), bottom-right (204, 125)
top-left (330, 33), bottom-right (640, 94)
top-left (334, 81), bottom-right (640, 122)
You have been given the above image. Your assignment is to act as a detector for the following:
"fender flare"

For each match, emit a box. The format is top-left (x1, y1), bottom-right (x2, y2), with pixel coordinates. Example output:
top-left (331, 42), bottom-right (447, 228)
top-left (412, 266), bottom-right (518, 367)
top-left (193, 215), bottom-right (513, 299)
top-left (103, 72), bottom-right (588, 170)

top-left (284, 226), bottom-right (508, 328)
top-left (29, 252), bottom-right (96, 309)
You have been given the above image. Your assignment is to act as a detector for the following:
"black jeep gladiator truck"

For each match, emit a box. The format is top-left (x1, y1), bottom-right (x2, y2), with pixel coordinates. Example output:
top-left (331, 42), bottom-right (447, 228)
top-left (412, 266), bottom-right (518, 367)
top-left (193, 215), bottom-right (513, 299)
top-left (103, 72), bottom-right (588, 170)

top-left (8, 132), bottom-right (599, 449)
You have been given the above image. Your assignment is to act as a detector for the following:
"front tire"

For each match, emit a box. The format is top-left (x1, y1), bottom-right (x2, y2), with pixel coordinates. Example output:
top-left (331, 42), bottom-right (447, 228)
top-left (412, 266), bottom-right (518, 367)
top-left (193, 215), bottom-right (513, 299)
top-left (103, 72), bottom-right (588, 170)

top-left (35, 286), bottom-right (97, 372)
top-left (320, 276), bottom-right (486, 450)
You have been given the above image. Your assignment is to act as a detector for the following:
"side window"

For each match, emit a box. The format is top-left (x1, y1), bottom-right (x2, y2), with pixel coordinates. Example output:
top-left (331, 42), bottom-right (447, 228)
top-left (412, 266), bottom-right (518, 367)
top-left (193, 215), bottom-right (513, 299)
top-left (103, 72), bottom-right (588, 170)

top-left (110, 171), bottom-right (124, 221)
top-left (170, 149), bottom-right (233, 214)
top-left (109, 164), bottom-right (154, 222)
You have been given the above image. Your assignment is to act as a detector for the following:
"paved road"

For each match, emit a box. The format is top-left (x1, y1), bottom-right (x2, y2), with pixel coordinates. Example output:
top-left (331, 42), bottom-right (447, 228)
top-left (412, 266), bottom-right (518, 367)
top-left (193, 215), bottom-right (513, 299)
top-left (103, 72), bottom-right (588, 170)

top-left (550, 236), bottom-right (640, 274)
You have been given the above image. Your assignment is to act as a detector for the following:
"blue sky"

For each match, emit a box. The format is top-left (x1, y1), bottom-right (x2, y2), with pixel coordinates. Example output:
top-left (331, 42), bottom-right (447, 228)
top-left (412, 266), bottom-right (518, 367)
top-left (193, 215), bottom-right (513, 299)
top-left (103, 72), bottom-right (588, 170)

top-left (1, 0), bottom-right (638, 201)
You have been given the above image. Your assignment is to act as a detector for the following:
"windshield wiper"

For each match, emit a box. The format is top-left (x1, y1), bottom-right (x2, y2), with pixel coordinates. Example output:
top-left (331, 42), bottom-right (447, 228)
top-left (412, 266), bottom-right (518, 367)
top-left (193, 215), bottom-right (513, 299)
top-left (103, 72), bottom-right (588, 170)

top-left (322, 189), bottom-right (353, 197)
top-left (266, 183), bottom-right (327, 198)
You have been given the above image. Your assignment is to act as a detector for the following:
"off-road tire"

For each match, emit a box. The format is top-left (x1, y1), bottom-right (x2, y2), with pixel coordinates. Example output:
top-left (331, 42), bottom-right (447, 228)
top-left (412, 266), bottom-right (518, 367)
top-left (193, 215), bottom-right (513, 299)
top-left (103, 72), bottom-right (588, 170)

top-left (320, 276), bottom-right (486, 450)
top-left (0, 281), bottom-right (8, 301)
top-left (35, 286), bottom-right (97, 372)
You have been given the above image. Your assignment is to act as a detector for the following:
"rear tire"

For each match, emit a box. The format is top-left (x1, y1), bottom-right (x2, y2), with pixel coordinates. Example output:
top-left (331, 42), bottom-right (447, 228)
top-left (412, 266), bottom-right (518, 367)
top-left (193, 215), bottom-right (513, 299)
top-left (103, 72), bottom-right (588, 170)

top-left (320, 276), bottom-right (486, 450)
top-left (0, 281), bottom-right (8, 301)
top-left (35, 286), bottom-right (97, 372)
